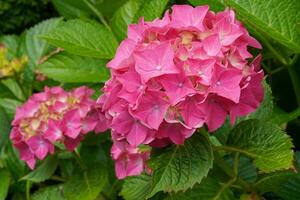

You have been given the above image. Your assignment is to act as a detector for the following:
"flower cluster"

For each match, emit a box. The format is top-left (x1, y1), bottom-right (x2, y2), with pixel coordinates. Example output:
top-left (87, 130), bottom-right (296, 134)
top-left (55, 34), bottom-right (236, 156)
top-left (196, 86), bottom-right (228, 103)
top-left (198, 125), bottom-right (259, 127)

top-left (10, 86), bottom-right (101, 169)
top-left (99, 5), bottom-right (264, 179)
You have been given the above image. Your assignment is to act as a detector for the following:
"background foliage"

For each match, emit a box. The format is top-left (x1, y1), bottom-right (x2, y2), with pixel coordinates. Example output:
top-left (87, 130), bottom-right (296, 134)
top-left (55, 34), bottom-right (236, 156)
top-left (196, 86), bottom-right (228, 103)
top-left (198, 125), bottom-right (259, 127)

top-left (0, 0), bottom-right (300, 200)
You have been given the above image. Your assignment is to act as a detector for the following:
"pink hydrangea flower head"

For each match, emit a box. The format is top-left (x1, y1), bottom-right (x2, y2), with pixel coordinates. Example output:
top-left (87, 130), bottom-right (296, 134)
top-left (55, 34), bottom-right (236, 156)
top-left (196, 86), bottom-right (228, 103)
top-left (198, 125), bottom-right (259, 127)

top-left (99, 5), bottom-right (264, 179)
top-left (10, 86), bottom-right (106, 169)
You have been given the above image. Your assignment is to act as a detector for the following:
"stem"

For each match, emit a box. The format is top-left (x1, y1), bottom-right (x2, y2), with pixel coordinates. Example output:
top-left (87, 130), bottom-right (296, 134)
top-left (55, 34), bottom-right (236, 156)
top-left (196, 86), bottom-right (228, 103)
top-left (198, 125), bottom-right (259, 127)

top-left (286, 56), bottom-right (300, 106)
top-left (26, 181), bottom-right (31, 200)
top-left (83, 0), bottom-right (112, 31)
top-left (213, 145), bottom-right (256, 158)
top-left (73, 150), bottom-right (86, 170)
top-left (214, 152), bottom-right (252, 192)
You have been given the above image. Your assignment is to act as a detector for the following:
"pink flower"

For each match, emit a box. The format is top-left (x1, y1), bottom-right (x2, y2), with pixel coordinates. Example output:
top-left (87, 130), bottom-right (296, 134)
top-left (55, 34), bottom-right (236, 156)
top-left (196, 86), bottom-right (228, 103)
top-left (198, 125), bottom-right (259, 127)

top-left (98, 5), bottom-right (264, 179)
top-left (10, 86), bottom-right (104, 169)
top-left (111, 141), bottom-right (150, 179)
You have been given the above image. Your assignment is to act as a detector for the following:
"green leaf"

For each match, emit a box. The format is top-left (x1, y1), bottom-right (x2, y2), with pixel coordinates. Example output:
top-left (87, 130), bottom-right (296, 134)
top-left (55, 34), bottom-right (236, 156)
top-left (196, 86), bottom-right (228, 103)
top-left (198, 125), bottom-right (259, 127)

top-left (1, 79), bottom-right (25, 101)
top-left (0, 168), bottom-right (10, 200)
top-left (188, 0), bottom-right (225, 11)
top-left (3, 143), bottom-right (25, 180)
top-left (221, 0), bottom-right (300, 52)
top-left (63, 145), bottom-right (108, 200)
top-left (111, 0), bottom-right (142, 41)
top-left (271, 107), bottom-right (300, 125)
top-left (277, 176), bottom-right (300, 200)
top-left (25, 18), bottom-right (63, 66)
top-left (166, 177), bottom-right (236, 200)
top-left (37, 52), bottom-right (109, 83)
top-left (42, 19), bottom-right (118, 59)
top-left (32, 185), bottom-right (64, 200)
top-left (0, 98), bottom-right (22, 117)
top-left (51, 0), bottom-right (92, 19)
top-left (147, 133), bottom-right (213, 198)
top-left (120, 174), bottom-right (152, 200)
top-left (226, 119), bottom-right (294, 172)
top-left (133, 0), bottom-right (169, 22)
top-left (21, 156), bottom-right (58, 183)
top-left (0, 107), bottom-right (10, 147)
top-left (254, 171), bottom-right (294, 193)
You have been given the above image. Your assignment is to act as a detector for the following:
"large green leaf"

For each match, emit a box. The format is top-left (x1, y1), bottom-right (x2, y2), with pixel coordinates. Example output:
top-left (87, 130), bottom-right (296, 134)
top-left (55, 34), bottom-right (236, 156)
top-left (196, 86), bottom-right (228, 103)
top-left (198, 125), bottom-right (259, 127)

top-left (63, 145), bottom-right (108, 200)
top-left (25, 18), bottom-right (63, 66)
top-left (21, 156), bottom-right (58, 183)
top-left (133, 0), bottom-right (169, 22)
top-left (3, 143), bottom-right (25, 180)
top-left (32, 185), bottom-right (64, 200)
top-left (220, 0), bottom-right (300, 52)
top-left (147, 133), bottom-right (213, 198)
top-left (37, 52), bottom-right (109, 83)
top-left (226, 120), bottom-right (294, 172)
top-left (120, 174), bottom-right (152, 200)
top-left (165, 177), bottom-right (236, 200)
top-left (42, 19), bottom-right (118, 59)
top-left (0, 168), bottom-right (10, 200)
top-left (111, 0), bottom-right (142, 41)
top-left (0, 107), bottom-right (10, 147)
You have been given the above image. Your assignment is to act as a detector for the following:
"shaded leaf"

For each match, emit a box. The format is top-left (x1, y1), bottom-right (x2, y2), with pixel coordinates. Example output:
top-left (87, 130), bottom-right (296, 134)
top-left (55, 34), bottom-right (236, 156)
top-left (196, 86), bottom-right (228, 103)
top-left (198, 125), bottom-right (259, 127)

top-left (21, 156), bottom-right (58, 183)
top-left (0, 107), bottom-right (10, 147)
top-left (0, 168), bottom-right (10, 200)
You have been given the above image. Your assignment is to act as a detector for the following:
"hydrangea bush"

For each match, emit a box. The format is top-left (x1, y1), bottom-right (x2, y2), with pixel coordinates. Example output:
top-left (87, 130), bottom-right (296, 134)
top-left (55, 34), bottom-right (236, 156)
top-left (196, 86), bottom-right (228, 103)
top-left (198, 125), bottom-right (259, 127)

top-left (0, 1), bottom-right (300, 200)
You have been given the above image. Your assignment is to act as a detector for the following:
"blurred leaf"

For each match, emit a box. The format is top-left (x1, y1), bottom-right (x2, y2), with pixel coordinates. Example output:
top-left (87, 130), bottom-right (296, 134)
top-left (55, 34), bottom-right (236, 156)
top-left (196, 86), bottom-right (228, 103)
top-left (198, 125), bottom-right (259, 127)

top-left (0, 168), bottom-right (10, 200)
top-left (226, 119), bottom-right (294, 172)
top-left (188, 0), bottom-right (225, 11)
top-left (51, 0), bottom-right (92, 19)
top-left (32, 185), bottom-right (64, 200)
top-left (133, 0), bottom-right (169, 22)
top-left (221, 0), bottom-right (300, 52)
top-left (0, 107), bottom-right (10, 147)
top-left (42, 19), bottom-right (118, 59)
top-left (37, 52), bottom-right (109, 83)
top-left (120, 174), bottom-right (152, 200)
top-left (93, 0), bottom-right (128, 19)
top-left (1, 79), bottom-right (25, 101)
top-left (111, 0), bottom-right (142, 41)
top-left (165, 177), bottom-right (236, 200)
top-left (0, 98), bottom-right (22, 117)
top-left (147, 133), bottom-right (213, 198)
top-left (0, 35), bottom-right (20, 59)
top-left (21, 156), bottom-right (58, 183)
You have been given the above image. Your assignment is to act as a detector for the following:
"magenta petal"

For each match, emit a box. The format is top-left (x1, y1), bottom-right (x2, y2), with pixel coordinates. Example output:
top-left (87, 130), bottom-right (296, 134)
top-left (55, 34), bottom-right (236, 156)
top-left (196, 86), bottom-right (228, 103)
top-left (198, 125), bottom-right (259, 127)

top-left (126, 121), bottom-right (148, 147)
top-left (202, 34), bottom-right (222, 56)
top-left (27, 136), bottom-right (49, 160)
